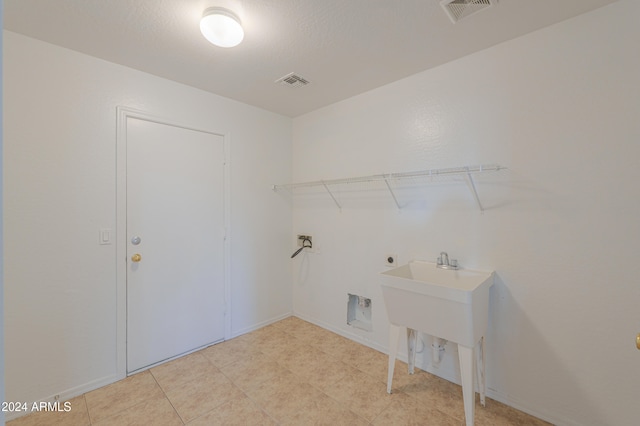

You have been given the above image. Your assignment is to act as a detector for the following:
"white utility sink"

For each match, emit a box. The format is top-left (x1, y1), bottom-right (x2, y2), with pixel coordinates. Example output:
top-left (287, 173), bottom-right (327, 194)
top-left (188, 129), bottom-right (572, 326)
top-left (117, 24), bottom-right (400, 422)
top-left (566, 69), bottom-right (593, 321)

top-left (380, 260), bottom-right (494, 347)
top-left (381, 260), bottom-right (494, 426)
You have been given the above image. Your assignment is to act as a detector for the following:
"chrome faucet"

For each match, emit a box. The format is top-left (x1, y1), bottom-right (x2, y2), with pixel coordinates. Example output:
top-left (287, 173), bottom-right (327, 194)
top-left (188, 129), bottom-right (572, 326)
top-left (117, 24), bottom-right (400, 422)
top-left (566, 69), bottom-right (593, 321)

top-left (437, 252), bottom-right (459, 270)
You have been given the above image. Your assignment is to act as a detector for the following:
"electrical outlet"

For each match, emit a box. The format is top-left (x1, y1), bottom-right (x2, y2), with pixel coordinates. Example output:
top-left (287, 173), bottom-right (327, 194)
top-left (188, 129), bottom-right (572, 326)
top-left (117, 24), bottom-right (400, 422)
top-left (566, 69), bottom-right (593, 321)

top-left (385, 254), bottom-right (397, 267)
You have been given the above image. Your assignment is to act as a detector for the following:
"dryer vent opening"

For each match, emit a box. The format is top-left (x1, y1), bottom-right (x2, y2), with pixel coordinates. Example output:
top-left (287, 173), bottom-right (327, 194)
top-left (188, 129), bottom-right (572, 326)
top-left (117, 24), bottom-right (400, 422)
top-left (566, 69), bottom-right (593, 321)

top-left (347, 294), bottom-right (372, 332)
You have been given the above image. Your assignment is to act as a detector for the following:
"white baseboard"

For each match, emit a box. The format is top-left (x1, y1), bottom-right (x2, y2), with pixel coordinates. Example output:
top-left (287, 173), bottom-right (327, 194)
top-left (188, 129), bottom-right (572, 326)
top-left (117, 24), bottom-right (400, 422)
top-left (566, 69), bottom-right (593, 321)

top-left (5, 373), bottom-right (122, 422)
top-left (229, 311), bottom-right (293, 339)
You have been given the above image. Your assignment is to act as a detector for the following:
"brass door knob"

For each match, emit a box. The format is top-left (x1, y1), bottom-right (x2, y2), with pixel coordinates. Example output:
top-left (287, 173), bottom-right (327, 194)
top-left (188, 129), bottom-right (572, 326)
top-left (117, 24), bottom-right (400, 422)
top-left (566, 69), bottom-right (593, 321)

top-left (131, 254), bottom-right (142, 263)
top-left (636, 333), bottom-right (640, 350)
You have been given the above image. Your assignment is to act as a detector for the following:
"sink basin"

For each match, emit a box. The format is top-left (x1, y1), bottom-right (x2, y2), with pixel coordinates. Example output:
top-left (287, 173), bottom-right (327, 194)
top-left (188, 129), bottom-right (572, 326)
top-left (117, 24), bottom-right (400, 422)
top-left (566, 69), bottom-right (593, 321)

top-left (380, 260), bottom-right (494, 347)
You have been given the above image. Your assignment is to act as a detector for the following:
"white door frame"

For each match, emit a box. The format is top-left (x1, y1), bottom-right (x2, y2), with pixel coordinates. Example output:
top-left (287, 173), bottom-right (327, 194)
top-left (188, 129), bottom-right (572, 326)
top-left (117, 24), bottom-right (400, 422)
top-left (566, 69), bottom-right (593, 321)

top-left (115, 106), bottom-right (231, 379)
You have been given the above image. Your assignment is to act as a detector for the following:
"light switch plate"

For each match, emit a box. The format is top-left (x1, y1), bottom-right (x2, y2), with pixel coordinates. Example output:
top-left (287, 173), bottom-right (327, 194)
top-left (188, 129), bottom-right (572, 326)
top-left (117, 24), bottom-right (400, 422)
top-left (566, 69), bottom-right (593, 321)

top-left (99, 228), bottom-right (112, 245)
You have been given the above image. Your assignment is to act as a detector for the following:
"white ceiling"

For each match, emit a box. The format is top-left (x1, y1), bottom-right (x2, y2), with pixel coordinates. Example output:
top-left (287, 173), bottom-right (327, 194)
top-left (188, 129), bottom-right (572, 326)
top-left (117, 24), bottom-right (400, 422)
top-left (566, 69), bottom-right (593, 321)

top-left (4, 0), bottom-right (617, 117)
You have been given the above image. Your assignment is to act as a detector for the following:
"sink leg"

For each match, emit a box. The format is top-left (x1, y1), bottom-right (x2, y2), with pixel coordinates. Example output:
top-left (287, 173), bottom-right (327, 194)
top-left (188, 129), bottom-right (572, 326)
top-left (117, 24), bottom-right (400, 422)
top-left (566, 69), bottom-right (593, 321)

top-left (387, 324), bottom-right (401, 394)
top-left (407, 328), bottom-right (418, 374)
top-left (476, 336), bottom-right (486, 407)
top-left (458, 344), bottom-right (476, 426)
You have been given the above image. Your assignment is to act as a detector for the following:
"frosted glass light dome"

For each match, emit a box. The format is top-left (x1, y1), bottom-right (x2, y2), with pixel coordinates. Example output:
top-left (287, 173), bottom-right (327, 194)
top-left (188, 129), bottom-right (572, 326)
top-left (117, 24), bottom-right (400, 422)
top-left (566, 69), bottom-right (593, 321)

top-left (200, 7), bottom-right (244, 48)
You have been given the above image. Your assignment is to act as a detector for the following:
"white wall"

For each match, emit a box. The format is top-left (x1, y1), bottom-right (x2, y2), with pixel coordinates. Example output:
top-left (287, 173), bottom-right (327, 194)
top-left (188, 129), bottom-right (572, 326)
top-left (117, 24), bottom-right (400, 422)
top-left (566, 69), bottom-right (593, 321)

top-left (3, 31), bottom-right (292, 412)
top-left (291, 1), bottom-right (640, 425)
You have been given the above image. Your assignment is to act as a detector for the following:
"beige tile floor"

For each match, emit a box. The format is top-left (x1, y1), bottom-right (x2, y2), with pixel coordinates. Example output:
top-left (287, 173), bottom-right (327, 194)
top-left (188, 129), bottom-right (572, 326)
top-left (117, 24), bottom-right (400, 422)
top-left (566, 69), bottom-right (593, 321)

top-left (8, 316), bottom-right (551, 425)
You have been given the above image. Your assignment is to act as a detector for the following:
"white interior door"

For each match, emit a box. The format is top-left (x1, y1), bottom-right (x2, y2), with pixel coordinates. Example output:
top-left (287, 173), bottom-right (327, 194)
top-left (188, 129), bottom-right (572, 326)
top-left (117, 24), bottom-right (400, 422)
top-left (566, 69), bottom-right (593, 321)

top-left (126, 117), bottom-right (225, 374)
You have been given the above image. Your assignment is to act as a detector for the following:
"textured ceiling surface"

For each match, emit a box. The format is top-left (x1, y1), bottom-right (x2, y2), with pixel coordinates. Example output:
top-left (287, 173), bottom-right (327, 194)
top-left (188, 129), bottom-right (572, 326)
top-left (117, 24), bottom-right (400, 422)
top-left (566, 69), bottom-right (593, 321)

top-left (4, 0), bottom-right (617, 117)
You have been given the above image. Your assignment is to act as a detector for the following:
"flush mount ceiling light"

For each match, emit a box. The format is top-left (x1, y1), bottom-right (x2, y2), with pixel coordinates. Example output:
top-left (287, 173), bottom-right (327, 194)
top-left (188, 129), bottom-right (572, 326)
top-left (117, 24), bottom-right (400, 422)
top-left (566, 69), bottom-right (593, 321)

top-left (200, 7), bottom-right (244, 48)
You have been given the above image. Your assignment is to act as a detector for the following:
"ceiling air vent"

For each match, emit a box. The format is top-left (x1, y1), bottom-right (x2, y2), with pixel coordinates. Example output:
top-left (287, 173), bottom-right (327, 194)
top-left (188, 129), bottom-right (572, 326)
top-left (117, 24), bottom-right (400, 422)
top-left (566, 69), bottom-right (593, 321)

top-left (440, 0), bottom-right (497, 24)
top-left (276, 72), bottom-right (311, 88)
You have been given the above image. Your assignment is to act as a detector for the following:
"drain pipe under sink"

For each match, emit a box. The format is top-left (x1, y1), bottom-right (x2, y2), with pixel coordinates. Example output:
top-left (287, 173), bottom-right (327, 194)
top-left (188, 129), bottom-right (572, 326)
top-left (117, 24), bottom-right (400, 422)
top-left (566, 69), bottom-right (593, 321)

top-left (432, 337), bottom-right (447, 363)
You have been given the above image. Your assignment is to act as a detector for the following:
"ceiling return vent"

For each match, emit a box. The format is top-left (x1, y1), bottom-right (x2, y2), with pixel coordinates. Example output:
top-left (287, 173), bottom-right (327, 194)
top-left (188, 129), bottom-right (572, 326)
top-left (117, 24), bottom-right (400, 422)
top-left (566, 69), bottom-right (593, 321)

top-left (440, 0), bottom-right (497, 24)
top-left (276, 72), bottom-right (311, 88)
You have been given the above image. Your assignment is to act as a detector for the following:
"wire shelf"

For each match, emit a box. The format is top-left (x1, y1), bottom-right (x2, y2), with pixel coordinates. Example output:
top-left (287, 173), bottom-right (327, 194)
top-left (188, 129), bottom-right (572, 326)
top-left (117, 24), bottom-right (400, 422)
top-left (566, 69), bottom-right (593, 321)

top-left (272, 164), bottom-right (506, 212)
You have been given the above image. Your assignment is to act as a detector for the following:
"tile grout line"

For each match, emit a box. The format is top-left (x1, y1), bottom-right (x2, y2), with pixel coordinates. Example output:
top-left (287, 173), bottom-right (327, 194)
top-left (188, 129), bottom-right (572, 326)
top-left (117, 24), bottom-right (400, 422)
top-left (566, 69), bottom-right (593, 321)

top-left (271, 327), bottom-right (386, 424)
top-left (147, 368), bottom-right (185, 425)
top-left (78, 394), bottom-right (93, 426)
top-left (214, 345), bottom-right (289, 425)
top-left (198, 350), bottom-right (279, 425)
top-left (85, 391), bottom-right (97, 425)
top-left (218, 327), bottom-right (358, 424)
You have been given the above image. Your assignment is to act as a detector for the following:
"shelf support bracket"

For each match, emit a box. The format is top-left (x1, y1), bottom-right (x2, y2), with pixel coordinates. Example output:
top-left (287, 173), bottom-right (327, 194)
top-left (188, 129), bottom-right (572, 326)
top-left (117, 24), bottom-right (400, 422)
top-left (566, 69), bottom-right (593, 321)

top-left (322, 181), bottom-right (342, 210)
top-left (464, 169), bottom-right (484, 213)
top-left (383, 176), bottom-right (402, 210)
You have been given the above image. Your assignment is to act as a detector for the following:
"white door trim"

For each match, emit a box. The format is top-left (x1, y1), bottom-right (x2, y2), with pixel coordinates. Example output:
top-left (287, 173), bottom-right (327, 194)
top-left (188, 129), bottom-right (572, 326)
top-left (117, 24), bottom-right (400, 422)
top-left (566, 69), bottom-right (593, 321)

top-left (115, 106), bottom-right (231, 379)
